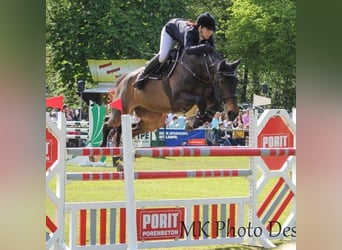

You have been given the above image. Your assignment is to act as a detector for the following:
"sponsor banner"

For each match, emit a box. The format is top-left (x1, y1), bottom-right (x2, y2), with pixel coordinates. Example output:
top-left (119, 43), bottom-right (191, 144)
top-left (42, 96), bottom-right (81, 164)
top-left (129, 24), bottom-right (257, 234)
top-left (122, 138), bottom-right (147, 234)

top-left (87, 59), bottom-right (146, 82)
top-left (136, 207), bottom-right (185, 241)
top-left (157, 129), bottom-right (206, 146)
top-left (133, 132), bottom-right (151, 148)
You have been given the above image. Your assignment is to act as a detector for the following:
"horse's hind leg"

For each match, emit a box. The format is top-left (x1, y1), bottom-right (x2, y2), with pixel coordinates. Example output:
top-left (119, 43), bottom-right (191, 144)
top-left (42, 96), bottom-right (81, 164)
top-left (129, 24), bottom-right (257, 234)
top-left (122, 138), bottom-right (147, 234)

top-left (108, 109), bottom-right (122, 128)
top-left (100, 122), bottom-right (111, 147)
top-left (109, 127), bottom-right (123, 171)
top-left (101, 109), bottom-right (122, 147)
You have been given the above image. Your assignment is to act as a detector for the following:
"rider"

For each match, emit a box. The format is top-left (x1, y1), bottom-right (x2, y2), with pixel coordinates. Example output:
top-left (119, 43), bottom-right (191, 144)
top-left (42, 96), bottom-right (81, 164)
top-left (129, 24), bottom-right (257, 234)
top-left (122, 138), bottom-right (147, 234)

top-left (134, 13), bottom-right (217, 90)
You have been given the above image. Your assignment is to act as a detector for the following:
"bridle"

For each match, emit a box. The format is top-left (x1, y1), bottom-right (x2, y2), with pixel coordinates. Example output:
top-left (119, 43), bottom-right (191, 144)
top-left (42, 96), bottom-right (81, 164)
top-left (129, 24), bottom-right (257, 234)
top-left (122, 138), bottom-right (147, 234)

top-left (176, 51), bottom-right (212, 84)
top-left (212, 58), bottom-right (239, 102)
top-left (177, 50), bottom-right (238, 102)
top-left (216, 70), bottom-right (238, 101)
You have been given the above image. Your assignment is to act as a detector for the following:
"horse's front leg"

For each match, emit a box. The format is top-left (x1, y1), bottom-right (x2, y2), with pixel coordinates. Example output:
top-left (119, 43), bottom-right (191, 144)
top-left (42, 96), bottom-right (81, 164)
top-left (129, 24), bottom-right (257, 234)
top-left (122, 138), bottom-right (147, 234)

top-left (173, 93), bottom-right (207, 114)
top-left (173, 93), bottom-right (207, 129)
top-left (193, 97), bottom-right (207, 117)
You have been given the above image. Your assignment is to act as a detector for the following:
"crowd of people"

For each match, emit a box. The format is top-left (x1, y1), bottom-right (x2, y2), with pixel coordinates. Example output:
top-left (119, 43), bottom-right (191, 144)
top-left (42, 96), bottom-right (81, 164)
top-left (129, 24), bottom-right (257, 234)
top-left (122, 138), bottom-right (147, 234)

top-left (201, 110), bottom-right (249, 146)
top-left (165, 109), bottom-right (250, 146)
top-left (48, 105), bottom-right (86, 122)
top-left (48, 105), bottom-right (88, 147)
top-left (48, 104), bottom-right (250, 147)
top-left (165, 113), bottom-right (188, 129)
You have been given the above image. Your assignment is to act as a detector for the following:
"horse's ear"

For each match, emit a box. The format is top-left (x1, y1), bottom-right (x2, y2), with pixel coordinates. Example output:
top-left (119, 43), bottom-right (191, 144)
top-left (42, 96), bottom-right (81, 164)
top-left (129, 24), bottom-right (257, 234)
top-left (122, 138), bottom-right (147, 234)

top-left (228, 58), bottom-right (241, 70)
top-left (217, 59), bottom-right (226, 71)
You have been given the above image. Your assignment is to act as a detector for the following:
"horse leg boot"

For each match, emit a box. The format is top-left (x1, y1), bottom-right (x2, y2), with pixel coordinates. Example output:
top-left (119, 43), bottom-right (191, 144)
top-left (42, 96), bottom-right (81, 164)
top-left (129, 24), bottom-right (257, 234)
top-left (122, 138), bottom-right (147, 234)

top-left (134, 54), bottom-right (161, 90)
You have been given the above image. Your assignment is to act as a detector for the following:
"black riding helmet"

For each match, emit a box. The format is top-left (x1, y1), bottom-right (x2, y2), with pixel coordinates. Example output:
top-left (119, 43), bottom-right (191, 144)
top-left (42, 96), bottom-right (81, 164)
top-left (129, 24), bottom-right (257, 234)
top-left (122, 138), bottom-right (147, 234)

top-left (196, 13), bottom-right (216, 31)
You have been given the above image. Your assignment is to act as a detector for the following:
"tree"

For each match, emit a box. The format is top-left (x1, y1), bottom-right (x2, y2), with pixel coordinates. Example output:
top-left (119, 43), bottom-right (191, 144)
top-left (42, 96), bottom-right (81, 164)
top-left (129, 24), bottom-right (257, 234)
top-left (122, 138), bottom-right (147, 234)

top-left (46, 0), bottom-right (192, 106)
top-left (46, 0), bottom-right (296, 110)
top-left (222, 0), bottom-right (296, 109)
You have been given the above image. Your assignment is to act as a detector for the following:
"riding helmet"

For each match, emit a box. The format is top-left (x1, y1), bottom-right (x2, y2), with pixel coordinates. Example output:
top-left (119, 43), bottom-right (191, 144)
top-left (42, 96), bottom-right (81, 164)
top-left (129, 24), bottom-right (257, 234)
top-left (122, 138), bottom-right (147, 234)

top-left (196, 13), bottom-right (216, 31)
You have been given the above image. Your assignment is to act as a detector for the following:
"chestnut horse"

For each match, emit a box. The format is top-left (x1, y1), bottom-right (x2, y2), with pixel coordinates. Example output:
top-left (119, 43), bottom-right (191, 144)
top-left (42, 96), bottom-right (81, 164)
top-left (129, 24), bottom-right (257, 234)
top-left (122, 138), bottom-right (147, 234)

top-left (101, 48), bottom-right (240, 148)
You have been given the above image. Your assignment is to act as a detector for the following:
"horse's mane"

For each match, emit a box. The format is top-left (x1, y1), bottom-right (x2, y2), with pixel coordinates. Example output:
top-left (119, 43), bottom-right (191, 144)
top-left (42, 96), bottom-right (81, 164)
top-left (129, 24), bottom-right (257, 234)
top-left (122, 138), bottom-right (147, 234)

top-left (114, 73), bottom-right (129, 87)
top-left (210, 48), bottom-right (225, 61)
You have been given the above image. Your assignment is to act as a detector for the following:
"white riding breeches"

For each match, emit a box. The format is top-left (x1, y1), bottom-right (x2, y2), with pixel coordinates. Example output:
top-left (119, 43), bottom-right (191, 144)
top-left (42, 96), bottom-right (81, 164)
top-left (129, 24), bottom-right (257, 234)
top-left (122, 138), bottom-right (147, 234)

top-left (158, 26), bottom-right (176, 63)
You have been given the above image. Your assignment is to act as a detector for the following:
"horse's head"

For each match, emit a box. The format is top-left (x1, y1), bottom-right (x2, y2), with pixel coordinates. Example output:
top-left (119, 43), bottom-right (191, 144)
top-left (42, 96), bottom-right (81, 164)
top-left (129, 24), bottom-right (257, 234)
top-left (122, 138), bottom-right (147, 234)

top-left (182, 50), bottom-right (240, 122)
top-left (214, 59), bottom-right (240, 121)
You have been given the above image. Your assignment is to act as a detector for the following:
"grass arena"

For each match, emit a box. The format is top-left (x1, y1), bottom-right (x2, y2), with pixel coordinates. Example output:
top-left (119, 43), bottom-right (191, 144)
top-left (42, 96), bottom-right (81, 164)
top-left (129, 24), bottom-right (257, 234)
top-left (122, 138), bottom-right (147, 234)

top-left (46, 109), bottom-right (296, 250)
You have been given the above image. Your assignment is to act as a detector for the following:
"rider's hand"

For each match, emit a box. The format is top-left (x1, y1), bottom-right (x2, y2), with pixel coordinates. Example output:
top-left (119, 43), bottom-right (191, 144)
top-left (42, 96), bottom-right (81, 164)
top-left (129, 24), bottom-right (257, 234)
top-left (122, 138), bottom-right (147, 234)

top-left (204, 44), bottom-right (214, 54)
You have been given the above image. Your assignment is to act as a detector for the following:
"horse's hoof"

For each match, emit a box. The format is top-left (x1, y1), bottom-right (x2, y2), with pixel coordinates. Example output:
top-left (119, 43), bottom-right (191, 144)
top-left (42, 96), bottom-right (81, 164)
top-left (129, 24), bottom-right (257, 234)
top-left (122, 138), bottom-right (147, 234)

top-left (185, 121), bottom-right (194, 131)
top-left (117, 163), bottom-right (124, 172)
top-left (89, 155), bottom-right (102, 162)
top-left (185, 124), bottom-right (194, 131)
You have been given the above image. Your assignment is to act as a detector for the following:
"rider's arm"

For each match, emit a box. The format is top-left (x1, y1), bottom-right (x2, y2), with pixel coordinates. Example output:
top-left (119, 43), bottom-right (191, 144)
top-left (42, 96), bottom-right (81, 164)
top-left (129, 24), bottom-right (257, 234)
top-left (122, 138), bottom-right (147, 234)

top-left (184, 29), bottom-right (213, 55)
top-left (185, 44), bottom-right (213, 55)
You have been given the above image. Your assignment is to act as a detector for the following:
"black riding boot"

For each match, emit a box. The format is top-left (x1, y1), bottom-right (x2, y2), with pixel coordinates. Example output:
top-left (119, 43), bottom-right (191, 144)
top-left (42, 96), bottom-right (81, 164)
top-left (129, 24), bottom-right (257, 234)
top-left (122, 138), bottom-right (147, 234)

top-left (134, 54), bottom-right (161, 90)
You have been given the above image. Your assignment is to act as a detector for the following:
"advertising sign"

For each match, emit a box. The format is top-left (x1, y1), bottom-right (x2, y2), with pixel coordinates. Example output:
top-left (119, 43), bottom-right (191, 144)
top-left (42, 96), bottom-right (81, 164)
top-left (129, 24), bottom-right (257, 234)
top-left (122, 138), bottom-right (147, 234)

top-left (136, 207), bottom-right (185, 241)
top-left (258, 116), bottom-right (294, 170)
top-left (133, 132), bottom-right (151, 147)
top-left (157, 129), bottom-right (206, 146)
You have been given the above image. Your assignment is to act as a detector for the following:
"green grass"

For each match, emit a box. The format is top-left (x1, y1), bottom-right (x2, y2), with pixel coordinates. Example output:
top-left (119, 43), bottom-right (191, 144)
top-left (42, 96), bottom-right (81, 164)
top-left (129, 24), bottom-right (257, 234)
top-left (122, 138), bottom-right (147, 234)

top-left (47, 156), bottom-right (295, 249)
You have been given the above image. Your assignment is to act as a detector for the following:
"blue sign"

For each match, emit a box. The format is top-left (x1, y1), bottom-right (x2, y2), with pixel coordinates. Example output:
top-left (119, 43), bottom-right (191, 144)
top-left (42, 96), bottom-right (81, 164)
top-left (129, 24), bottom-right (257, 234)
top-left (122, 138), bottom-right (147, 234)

top-left (157, 128), bottom-right (206, 146)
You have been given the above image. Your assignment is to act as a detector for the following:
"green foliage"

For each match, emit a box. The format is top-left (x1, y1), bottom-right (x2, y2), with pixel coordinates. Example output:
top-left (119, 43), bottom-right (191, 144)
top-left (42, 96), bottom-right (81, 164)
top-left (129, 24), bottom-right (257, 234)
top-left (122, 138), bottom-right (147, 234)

top-left (223, 0), bottom-right (296, 109)
top-left (46, 0), bottom-right (296, 110)
top-left (46, 0), bottom-right (192, 105)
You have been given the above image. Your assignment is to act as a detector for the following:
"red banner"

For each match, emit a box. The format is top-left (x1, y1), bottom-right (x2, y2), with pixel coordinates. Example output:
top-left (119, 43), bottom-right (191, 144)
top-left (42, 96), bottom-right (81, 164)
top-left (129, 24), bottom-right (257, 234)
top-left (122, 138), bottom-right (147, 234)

top-left (46, 96), bottom-right (64, 110)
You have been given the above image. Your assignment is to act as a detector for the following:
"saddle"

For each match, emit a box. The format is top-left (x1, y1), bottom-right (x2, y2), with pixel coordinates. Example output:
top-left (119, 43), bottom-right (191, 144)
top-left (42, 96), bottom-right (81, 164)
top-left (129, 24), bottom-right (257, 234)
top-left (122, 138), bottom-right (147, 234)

top-left (147, 47), bottom-right (181, 80)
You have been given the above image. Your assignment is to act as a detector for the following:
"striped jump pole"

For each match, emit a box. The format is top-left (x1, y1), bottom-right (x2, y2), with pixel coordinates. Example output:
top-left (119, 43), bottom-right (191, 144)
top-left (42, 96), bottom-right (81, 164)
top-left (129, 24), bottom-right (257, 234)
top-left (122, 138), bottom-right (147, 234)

top-left (66, 146), bottom-right (296, 157)
top-left (66, 135), bottom-right (89, 139)
top-left (66, 127), bottom-right (89, 133)
top-left (66, 169), bottom-right (252, 181)
top-left (66, 121), bottom-right (89, 126)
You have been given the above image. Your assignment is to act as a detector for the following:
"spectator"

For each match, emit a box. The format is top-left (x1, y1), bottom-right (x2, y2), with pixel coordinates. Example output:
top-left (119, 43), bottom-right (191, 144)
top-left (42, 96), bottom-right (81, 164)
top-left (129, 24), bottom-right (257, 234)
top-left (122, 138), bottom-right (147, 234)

top-left (211, 111), bottom-right (221, 129)
top-left (233, 122), bottom-right (245, 146)
top-left (226, 121), bottom-right (238, 146)
top-left (213, 121), bottom-right (231, 146)
top-left (165, 113), bottom-right (174, 127)
top-left (74, 107), bottom-right (82, 121)
top-left (201, 121), bottom-right (214, 146)
top-left (177, 114), bottom-right (186, 129)
top-left (63, 106), bottom-right (74, 121)
top-left (221, 111), bottom-right (229, 128)
top-left (242, 109), bottom-right (250, 128)
top-left (233, 111), bottom-right (243, 128)
top-left (169, 115), bottom-right (180, 128)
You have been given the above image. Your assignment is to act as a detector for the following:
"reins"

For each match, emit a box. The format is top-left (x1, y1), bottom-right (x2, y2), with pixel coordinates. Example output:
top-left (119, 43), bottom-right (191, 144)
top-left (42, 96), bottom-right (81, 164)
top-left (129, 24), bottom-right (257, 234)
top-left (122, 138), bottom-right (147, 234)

top-left (175, 49), bottom-right (238, 103)
top-left (176, 51), bottom-right (213, 85)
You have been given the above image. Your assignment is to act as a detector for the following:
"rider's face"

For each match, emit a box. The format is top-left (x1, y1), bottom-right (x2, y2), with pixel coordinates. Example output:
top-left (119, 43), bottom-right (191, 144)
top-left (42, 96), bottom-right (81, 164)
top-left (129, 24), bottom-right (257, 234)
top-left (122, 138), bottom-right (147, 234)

top-left (199, 26), bottom-right (214, 40)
